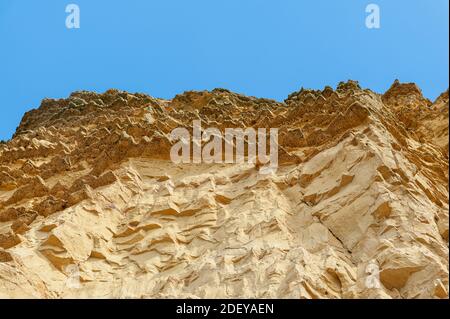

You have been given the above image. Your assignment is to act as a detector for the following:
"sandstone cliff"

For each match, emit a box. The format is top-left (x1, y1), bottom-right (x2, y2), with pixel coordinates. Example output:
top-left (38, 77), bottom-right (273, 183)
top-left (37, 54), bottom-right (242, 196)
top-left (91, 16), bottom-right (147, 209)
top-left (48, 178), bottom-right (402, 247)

top-left (0, 80), bottom-right (448, 298)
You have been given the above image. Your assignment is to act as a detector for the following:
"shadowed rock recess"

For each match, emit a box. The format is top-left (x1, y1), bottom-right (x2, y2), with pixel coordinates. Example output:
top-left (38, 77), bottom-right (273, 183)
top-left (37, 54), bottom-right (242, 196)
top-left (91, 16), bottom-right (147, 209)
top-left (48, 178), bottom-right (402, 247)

top-left (0, 80), bottom-right (448, 299)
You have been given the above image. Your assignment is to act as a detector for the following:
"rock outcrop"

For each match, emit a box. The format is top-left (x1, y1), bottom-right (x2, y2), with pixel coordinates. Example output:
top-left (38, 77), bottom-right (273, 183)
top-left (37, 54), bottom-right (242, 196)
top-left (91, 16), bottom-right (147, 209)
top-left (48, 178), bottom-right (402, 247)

top-left (0, 80), bottom-right (448, 298)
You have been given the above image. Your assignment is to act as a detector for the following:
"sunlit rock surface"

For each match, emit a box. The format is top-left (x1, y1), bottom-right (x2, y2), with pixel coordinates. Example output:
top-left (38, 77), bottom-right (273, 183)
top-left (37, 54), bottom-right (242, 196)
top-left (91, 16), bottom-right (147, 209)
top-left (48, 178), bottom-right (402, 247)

top-left (0, 81), bottom-right (448, 299)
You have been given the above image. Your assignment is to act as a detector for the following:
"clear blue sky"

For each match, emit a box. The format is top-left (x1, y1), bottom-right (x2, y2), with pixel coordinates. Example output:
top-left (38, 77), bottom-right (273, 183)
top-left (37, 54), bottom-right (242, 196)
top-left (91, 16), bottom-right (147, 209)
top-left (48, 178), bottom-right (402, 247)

top-left (0, 0), bottom-right (448, 140)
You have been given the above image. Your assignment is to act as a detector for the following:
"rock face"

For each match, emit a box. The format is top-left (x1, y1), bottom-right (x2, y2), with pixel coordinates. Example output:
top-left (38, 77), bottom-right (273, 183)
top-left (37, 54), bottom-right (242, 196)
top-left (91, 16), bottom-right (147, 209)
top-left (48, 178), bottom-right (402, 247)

top-left (0, 80), bottom-right (448, 299)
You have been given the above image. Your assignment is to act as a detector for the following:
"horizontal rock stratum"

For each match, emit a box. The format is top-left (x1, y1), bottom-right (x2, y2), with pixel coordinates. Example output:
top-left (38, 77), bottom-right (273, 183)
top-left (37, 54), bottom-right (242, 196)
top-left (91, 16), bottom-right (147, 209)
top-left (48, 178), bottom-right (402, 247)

top-left (0, 80), bottom-right (448, 298)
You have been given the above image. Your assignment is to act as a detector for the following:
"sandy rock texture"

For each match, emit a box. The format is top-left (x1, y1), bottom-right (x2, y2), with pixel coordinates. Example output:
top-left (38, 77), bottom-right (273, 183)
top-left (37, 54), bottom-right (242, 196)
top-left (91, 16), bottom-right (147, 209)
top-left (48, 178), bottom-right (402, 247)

top-left (0, 80), bottom-right (448, 299)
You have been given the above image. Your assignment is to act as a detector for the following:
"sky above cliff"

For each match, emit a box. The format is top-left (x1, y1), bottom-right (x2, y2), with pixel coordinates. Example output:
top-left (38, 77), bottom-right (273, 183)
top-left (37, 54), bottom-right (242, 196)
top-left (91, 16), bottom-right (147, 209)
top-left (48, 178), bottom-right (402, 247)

top-left (0, 0), bottom-right (448, 140)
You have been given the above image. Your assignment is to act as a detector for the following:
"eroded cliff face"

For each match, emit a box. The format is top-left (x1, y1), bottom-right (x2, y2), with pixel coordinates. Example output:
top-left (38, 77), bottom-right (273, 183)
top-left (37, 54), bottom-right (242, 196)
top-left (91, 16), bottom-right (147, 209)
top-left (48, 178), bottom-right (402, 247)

top-left (0, 80), bottom-right (448, 299)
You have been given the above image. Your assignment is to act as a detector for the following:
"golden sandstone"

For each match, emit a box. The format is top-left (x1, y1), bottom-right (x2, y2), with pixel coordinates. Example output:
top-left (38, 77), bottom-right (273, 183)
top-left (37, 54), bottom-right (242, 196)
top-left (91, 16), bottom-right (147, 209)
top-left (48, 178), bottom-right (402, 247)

top-left (0, 80), bottom-right (448, 298)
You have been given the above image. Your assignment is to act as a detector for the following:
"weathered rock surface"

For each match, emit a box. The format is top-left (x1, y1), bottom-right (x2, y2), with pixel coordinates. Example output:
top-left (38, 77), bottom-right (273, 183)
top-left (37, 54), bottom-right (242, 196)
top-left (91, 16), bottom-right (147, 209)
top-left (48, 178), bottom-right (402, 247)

top-left (0, 80), bottom-right (448, 298)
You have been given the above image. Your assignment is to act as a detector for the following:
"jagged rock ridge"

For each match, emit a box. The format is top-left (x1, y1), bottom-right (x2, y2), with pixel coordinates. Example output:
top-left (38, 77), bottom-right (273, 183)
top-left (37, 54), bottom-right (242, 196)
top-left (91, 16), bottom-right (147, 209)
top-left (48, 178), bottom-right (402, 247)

top-left (0, 80), bottom-right (448, 298)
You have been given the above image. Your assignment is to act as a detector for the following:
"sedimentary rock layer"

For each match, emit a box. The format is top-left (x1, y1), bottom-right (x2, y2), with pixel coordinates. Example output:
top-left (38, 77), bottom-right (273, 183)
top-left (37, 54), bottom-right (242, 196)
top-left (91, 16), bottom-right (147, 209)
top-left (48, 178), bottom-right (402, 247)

top-left (0, 80), bottom-right (448, 298)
